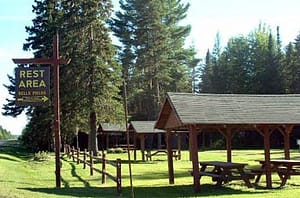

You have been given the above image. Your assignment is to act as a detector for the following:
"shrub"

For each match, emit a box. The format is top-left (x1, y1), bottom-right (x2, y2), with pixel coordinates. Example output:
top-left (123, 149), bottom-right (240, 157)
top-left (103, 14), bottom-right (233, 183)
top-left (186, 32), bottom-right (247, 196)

top-left (107, 148), bottom-right (115, 153)
top-left (114, 147), bottom-right (125, 153)
top-left (33, 151), bottom-right (51, 161)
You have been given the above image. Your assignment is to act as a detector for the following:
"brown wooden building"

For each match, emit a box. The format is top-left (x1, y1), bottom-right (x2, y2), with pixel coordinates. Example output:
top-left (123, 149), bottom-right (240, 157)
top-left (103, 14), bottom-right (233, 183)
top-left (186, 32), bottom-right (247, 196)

top-left (155, 92), bottom-right (300, 192)
top-left (97, 123), bottom-right (126, 149)
top-left (129, 121), bottom-right (165, 161)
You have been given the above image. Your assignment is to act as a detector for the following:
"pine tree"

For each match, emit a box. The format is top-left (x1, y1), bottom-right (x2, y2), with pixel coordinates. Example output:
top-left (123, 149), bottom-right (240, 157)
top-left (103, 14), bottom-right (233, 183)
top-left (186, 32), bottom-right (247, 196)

top-left (283, 34), bottom-right (300, 93)
top-left (219, 35), bottom-right (252, 93)
top-left (3, 0), bottom-right (123, 152)
top-left (199, 49), bottom-right (213, 93)
top-left (111, 0), bottom-right (197, 120)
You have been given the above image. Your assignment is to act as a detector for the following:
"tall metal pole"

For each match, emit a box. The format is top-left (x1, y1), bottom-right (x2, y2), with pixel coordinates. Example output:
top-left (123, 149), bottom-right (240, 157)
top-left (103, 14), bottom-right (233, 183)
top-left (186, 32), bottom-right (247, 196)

top-left (53, 33), bottom-right (61, 188)
top-left (123, 81), bottom-right (134, 198)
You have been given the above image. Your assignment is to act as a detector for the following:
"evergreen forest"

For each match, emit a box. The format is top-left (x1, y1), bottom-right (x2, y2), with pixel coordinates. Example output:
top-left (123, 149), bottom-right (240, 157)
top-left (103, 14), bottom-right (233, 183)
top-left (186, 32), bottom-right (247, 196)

top-left (2, 0), bottom-right (300, 151)
top-left (0, 126), bottom-right (14, 140)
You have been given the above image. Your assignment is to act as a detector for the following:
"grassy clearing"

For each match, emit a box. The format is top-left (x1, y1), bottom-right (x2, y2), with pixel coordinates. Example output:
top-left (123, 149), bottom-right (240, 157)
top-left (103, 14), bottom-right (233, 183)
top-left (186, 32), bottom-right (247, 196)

top-left (1, 141), bottom-right (300, 197)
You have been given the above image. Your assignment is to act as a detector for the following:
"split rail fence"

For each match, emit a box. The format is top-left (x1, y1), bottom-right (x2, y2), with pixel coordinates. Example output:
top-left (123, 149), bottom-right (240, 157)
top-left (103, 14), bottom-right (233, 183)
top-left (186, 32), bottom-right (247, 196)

top-left (65, 145), bottom-right (122, 195)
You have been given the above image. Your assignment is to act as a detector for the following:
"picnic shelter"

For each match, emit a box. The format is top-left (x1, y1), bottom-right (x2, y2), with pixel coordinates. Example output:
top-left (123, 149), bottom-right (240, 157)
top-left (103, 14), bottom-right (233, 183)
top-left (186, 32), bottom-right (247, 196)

top-left (155, 92), bottom-right (300, 192)
top-left (129, 121), bottom-right (165, 161)
top-left (97, 123), bottom-right (126, 149)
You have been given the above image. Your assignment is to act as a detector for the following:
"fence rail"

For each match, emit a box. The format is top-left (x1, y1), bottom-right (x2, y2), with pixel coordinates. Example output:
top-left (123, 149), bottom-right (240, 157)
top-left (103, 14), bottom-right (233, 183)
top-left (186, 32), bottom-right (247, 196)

top-left (65, 145), bottom-right (122, 195)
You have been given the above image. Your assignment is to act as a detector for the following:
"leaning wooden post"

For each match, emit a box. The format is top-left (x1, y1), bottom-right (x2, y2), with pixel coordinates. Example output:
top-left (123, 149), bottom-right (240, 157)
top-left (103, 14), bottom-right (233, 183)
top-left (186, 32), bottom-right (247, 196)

top-left (102, 154), bottom-right (106, 184)
top-left (116, 158), bottom-right (122, 195)
top-left (83, 149), bottom-right (87, 169)
top-left (77, 148), bottom-right (80, 164)
top-left (90, 150), bottom-right (94, 176)
top-left (72, 146), bottom-right (75, 162)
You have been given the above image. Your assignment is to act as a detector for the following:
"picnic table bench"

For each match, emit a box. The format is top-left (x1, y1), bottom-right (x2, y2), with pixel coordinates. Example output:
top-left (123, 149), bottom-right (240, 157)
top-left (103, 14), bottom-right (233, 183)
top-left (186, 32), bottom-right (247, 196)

top-left (145, 149), bottom-right (180, 161)
top-left (191, 161), bottom-right (254, 188)
top-left (251, 159), bottom-right (300, 187)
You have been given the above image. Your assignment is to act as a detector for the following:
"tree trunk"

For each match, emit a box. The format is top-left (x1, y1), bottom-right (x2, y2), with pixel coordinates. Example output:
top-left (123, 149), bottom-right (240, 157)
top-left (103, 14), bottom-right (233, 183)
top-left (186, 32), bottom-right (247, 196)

top-left (89, 111), bottom-right (98, 156)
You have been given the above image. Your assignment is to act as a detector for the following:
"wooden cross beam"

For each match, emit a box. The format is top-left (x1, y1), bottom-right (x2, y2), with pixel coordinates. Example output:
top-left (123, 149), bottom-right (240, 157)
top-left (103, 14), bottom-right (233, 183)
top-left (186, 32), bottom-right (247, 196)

top-left (12, 33), bottom-right (70, 188)
top-left (13, 57), bottom-right (71, 65)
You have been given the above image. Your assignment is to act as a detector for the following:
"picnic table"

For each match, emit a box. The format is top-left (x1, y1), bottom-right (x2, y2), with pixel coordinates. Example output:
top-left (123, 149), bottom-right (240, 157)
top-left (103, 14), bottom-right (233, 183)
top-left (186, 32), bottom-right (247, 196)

top-left (252, 159), bottom-right (300, 187)
top-left (194, 161), bottom-right (254, 188)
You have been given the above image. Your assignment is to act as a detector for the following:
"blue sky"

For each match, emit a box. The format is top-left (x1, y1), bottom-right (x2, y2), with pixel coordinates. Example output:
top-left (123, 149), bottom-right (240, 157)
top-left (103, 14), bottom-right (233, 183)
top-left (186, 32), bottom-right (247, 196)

top-left (1, 0), bottom-right (300, 135)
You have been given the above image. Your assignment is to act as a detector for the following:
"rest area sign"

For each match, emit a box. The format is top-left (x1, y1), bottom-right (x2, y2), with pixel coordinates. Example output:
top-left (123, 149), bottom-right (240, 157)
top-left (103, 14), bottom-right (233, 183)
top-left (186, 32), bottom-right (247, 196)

top-left (15, 67), bottom-right (50, 106)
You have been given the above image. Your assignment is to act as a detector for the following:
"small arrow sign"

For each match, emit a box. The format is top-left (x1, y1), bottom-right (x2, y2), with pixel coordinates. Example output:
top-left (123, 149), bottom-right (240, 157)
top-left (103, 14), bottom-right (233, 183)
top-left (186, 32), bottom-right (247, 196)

top-left (42, 96), bottom-right (48, 102)
top-left (16, 96), bottom-right (49, 105)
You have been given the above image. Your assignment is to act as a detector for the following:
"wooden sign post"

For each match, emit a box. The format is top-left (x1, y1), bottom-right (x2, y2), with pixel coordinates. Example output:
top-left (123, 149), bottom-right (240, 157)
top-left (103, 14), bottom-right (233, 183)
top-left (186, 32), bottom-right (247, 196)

top-left (12, 33), bottom-right (71, 188)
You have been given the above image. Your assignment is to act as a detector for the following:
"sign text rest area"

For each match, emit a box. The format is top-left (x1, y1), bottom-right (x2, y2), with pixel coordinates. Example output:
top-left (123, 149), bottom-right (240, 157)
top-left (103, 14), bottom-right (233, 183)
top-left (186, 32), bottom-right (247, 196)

top-left (15, 67), bottom-right (50, 106)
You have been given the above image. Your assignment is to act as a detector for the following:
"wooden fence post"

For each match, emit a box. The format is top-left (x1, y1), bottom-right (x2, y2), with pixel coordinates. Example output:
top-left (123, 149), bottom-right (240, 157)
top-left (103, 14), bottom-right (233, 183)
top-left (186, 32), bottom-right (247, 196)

top-left (83, 149), bottom-right (86, 169)
top-left (90, 150), bottom-right (94, 176)
top-left (65, 145), bottom-right (69, 157)
top-left (72, 146), bottom-right (75, 162)
top-left (77, 148), bottom-right (80, 164)
top-left (116, 158), bottom-right (122, 194)
top-left (102, 154), bottom-right (106, 184)
top-left (68, 145), bottom-right (71, 159)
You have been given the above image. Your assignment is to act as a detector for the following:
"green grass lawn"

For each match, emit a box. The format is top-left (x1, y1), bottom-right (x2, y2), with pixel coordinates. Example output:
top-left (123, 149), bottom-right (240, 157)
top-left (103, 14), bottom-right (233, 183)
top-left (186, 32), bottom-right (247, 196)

top-left (2, 140), bottom-right (300, 197)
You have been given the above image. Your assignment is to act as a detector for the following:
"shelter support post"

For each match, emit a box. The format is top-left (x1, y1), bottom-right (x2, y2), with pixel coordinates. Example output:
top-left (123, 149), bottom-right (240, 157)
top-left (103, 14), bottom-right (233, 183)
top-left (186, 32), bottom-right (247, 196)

top-left (219, 128), bottom-right (232, 162)
top-left (106, 134), bottom-right (109, 149)
top-left (226, 128), bottom-right (232, 162)
top-left (284, 126), bottom-right (293, 159)
top-left (140, 135), bottom-right (145, 161)
top-left (278, 125), bottom-right (294, 160)
top-left (189, 125), bottom-right (200, 192)
top-left (133, 133), bottom-right (137, 161)
top-left (189, 132), bottom-right (192, 161)
top-left (177, 133), bottom-right (182, 160)
top-left (166, 129), bottom-right (174, 184)
top-left (263, 127), bottom-right (272, 188)
top-left (157, 133), bottom-right (162, 149)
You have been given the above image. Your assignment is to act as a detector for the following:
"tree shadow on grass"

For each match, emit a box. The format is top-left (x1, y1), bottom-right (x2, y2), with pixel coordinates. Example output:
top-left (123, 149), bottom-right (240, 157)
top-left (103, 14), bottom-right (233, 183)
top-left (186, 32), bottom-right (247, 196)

top-left (0, 155), bottom-right (22, 162)
top-left (20, 184), bottom-right (265, 198)
top-left (61, 158), bottom-right (91, 188)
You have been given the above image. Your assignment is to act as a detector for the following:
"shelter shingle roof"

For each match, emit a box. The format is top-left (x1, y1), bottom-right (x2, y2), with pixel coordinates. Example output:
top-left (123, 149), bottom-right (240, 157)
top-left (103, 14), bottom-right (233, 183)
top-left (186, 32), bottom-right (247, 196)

top-left (130, 121), bottom-right (165, 133)
top-left (156, 92), bottom-right (300, 129)
top-left (98, 123), bottom-right (126, 132)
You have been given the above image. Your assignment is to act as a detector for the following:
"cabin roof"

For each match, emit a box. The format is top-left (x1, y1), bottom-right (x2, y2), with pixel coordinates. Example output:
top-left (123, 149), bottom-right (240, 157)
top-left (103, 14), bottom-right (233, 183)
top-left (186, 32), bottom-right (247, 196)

top-left (130, 121), bottom-right (165, 134)
top-left (155, 92), bottom-right (300, 130)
